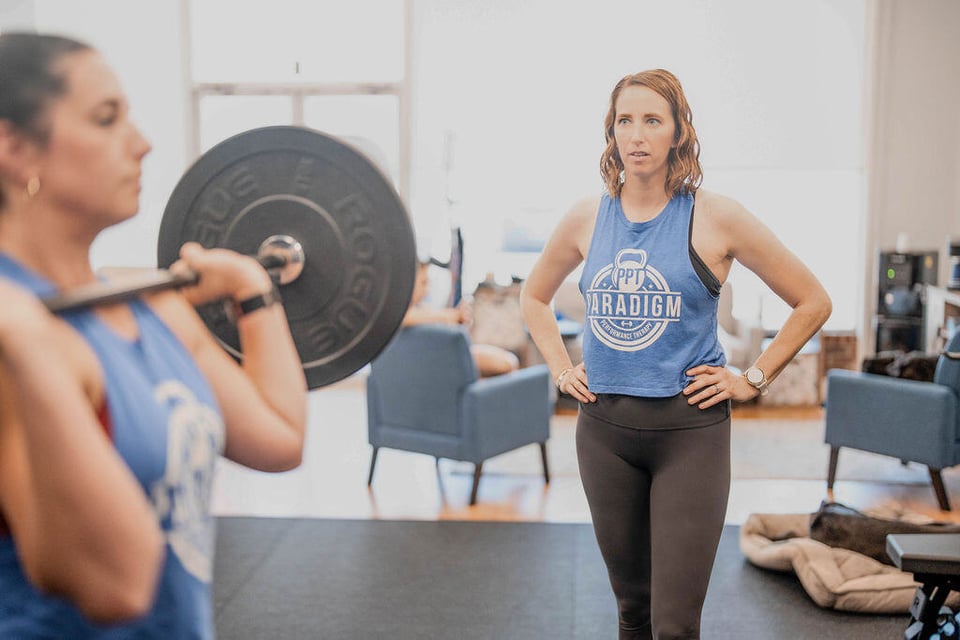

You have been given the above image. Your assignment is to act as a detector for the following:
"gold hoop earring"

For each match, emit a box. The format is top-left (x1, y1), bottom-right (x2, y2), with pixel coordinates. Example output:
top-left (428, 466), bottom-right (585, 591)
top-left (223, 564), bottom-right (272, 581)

top-left (26, 177), bottom-right (40, 198)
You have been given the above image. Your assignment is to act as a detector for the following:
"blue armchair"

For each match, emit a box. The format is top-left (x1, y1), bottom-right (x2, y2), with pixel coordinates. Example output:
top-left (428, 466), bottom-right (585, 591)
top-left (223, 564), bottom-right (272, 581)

top-left (824, 330), bottom-right (960, 510)
top-left (366, 324), bottom-right (553, 505)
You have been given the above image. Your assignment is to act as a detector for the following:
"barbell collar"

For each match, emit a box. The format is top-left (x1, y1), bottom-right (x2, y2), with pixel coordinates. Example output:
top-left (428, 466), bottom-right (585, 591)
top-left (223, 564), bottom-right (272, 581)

top-left (257, 234), bottom-right (305, 285)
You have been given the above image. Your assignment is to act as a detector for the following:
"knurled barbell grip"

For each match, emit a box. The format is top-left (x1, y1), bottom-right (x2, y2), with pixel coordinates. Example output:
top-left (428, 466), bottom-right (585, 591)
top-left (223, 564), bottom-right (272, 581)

top-left (42, 253), bottom-right (289, 314)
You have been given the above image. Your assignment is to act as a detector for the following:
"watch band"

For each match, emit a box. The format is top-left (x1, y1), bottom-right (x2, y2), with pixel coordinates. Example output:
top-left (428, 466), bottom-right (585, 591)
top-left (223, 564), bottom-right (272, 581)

top-left (235, 286), bottom-right (282, 318)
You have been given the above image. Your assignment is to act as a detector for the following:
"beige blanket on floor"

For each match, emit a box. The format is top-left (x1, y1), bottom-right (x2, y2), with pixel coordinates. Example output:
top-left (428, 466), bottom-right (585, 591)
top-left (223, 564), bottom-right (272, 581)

top-left (739, 512), bottom-right (960, 613)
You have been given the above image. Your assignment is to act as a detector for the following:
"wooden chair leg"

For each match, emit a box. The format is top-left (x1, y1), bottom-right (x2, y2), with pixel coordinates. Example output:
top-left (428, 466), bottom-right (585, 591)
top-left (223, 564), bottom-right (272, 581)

top-left (469, 462), bottom-right (484, 506)
top-left (367, 447), bottom-right (379, 486)
top-left (827, 446), bottom-right (839, 490)
top-left (540, 442), bottom-right (551, 485)
top-left (929, 467), bottom-right (952, 511)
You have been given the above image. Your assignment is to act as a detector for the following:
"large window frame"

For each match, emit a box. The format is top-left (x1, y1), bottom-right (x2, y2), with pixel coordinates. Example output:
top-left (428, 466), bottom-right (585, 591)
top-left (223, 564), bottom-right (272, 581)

top-left (180, 0), bottom-right (413, 202)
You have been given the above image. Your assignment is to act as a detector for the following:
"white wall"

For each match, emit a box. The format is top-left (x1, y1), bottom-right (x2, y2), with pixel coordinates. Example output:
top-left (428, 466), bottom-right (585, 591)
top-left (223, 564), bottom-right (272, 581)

top-left (31, 0), bottom-right (190, 270)
top-left (863, 0), bottom-right (960, 351)
top-left (0, 0), bottom-right (34, 27)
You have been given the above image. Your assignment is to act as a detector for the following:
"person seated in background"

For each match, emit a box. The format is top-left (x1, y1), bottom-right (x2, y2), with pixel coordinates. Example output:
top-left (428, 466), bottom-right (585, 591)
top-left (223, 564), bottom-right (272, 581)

top-left (403, 261), bottom-right (520, 377)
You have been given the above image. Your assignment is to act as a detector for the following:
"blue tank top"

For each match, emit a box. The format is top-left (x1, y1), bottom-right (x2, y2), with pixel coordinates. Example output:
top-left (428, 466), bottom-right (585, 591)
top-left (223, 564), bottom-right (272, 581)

top-left (578, 192), bottom-right (726, 397)
top-left (0, 253), bottom-right (225, 639)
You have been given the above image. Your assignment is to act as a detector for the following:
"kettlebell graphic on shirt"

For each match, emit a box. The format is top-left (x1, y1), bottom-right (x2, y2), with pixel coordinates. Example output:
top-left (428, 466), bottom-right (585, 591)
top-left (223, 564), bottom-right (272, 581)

top-left (611, 248), bottom-right (647, 292)
top-left (585, 247), bottom-right (682, 351)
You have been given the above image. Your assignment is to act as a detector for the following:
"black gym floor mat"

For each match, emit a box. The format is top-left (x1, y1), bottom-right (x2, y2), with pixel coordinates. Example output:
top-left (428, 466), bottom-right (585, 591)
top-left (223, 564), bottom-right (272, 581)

top-left (213, 518), bottom-right (907, 639)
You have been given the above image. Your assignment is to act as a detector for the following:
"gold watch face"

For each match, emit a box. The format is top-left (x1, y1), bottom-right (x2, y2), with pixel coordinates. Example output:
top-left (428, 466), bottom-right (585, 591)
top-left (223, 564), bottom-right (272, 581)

top-left (745, 367), bottom-right (765, 385)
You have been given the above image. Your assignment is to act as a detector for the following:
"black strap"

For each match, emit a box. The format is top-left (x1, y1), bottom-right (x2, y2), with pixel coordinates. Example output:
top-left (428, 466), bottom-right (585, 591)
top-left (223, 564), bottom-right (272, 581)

top-left (687, 193), bottom-right (722, 297)
top-left (235, 286), bottom-right (282, 318)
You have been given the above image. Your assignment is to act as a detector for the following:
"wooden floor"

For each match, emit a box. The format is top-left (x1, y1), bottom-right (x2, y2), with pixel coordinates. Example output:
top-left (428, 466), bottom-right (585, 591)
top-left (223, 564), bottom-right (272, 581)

top-left (211, 374), bottom-right (960, 526)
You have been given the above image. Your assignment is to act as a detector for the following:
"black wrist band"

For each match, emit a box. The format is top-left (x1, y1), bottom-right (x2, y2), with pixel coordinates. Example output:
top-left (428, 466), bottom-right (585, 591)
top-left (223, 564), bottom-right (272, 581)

top-left (235, 286), bottom-right (282, 318)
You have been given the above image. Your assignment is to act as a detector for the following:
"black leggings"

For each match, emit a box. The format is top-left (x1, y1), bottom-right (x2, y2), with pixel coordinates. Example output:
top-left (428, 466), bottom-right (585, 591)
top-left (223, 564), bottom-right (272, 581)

top-left (576, 394), bottom-right (731, 640)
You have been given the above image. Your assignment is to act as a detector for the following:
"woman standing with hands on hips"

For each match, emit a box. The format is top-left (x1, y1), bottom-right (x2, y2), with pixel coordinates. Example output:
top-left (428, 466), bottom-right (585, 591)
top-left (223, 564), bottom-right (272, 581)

top-left (0, 32), bottom-right (307, 638)
top-left (520, 69), bottom-right (831, 639)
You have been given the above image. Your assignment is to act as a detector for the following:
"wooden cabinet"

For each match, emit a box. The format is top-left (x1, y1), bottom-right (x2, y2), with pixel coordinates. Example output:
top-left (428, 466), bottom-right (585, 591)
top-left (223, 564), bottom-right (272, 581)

top-left (819, 331), bottom-right (859, 402)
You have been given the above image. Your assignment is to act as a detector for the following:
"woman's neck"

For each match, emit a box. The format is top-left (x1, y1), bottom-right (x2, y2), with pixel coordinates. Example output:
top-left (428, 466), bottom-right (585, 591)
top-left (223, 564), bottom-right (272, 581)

top-left (619, 181), bottom-right (672, 223)
top-left (0, 205), bottom-right (97, 288)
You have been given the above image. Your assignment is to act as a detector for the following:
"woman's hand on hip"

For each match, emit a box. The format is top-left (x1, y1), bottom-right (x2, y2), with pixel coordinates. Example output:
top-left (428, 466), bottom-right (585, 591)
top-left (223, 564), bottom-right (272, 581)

top-left (558, 363), bottom-right (596, 404)
top-left (683, 364), bottom-right (757, 409)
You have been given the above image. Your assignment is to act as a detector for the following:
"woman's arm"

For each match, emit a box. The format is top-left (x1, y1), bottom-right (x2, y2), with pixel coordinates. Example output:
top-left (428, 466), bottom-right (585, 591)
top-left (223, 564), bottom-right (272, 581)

top-left (520, 197), bottom-right (599, 404)
top-left (0, 283), bottom-right (164, 623)
top-left (685, 193), bottom-right (832, 407)
top-left (158, 243), bottom-right (308, 472)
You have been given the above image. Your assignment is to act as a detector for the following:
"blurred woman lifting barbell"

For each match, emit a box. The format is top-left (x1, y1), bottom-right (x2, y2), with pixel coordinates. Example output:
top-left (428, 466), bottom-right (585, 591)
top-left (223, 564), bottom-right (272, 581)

top-left (0, 32), bottom-right (307, 638)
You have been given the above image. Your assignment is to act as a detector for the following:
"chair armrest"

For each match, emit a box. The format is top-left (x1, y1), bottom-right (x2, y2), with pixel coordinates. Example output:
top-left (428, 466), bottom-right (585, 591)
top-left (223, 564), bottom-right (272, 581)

top-left (460, 365), bottom-right (552, 461)
top-left (824, 369), bottom-right (958, 468)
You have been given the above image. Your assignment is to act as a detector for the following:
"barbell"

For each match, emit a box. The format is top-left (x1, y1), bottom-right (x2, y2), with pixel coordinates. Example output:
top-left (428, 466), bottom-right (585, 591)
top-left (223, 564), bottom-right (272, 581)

top-left (41, 125), bottom-right (417, 390)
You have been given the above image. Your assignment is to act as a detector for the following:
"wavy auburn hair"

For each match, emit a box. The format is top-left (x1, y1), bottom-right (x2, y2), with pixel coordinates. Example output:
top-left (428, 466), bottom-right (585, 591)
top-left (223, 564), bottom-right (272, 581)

top-left (600, 69), bottom-right (702, 198)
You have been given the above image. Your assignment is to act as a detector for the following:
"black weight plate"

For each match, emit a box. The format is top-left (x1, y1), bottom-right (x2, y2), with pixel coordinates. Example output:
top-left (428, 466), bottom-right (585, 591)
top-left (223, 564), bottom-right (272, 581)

top-left (158, 126), bottom-right (417, 389)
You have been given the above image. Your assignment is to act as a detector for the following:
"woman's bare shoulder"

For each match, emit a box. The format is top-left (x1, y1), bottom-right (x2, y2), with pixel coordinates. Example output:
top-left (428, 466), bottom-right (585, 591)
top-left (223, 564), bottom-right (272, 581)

top-left (559, 194), bottom-right (602, 233)
top-left (570, 194), bottom-right (603, 217)
top-left (695, 190), bottom-right (762, 239)
top-left (694, 189), bottom-right (748, 219)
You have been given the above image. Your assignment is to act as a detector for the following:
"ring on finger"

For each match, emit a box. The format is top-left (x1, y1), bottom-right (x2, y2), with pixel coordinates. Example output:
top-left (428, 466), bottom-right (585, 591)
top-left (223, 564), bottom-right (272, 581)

top-left (713, 384), bottom-right (720, 395)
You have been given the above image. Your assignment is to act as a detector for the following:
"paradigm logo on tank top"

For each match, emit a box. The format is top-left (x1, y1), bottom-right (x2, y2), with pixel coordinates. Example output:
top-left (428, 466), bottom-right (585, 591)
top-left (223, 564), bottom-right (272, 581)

top-left (585, 248), bottom-right (682, 351)
top-left (149, 380), bottom-right (225, 583)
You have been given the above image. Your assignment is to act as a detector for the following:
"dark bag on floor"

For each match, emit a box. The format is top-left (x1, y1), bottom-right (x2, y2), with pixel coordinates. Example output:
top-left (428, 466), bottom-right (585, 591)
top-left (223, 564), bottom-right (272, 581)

top-left (809, 501), bottom-right (960, 565)
top-left (861, 351), bottom-right (939, 382)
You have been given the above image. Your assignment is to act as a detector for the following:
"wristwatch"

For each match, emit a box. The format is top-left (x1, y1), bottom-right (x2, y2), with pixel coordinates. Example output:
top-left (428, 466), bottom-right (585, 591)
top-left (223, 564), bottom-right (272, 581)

top-left (743, 366), bottom-right (769, 396)
top-left (231, 286), bottom-right (282, 321)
